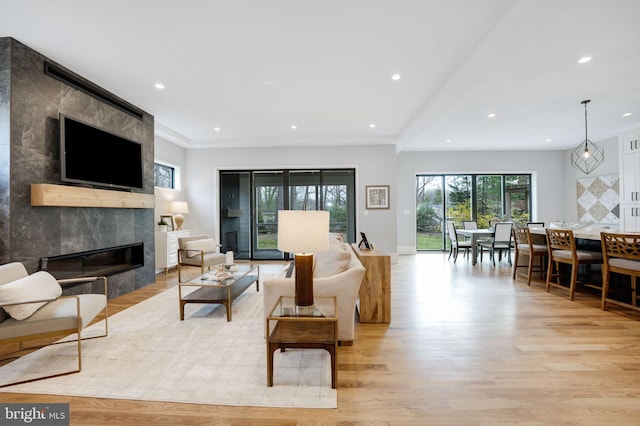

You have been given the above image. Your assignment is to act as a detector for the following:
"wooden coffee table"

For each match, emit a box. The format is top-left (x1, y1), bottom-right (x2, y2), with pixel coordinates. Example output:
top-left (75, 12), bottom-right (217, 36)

top-left (179, 264), bottom-right (259, 321)
top-left (266, 296), bottom-right (337, 388)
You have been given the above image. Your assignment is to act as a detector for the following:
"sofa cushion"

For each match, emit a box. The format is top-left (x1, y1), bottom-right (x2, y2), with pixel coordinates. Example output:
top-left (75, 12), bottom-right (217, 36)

top-left (314, 245), bottom-right (351, 278)
top-left (185, 239), bottom-right (218, 258)
top-left (0, 271), bottom-right (62, 320)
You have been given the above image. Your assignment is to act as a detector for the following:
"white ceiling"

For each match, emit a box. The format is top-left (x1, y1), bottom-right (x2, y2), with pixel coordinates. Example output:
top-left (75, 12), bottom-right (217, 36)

top-left (2, 0), bottom-right (640, 152)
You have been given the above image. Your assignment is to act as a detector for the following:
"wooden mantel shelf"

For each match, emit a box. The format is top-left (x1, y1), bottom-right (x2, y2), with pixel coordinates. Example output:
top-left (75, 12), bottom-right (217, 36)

top-left (31, 184), bottom-right (155, 209)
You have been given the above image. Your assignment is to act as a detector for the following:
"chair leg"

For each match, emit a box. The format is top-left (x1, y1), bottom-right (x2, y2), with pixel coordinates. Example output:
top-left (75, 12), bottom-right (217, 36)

top-left (545, 258), bottom-right (554, 292)
top-left (569, 263), bottom-right (579, 301)
top-left (601, 270), bottom-right (610, 310)
top-left (527, 253), bottom-right (535, 286)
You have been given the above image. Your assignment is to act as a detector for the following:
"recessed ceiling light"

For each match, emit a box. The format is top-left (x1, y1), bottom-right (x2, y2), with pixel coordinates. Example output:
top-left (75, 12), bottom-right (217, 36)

top-left (391, 74), bottom-right (401, 81)
top-left (623, 112), bottom-right (632, 117)
top-left (488, 113), bottom-right (496, 118)
top-left (446, 139), bottom-right (452, 143)
top-left (154, 83), bottom-right (165, 89)
top-left (214, 127), bottom-right (221, 132)
top-left (263, 80), bottom-right (273, 85)
top-left (578, 56), bottom-right (592, 64)
top-left (546, 138), bottom-right (552, 142)
top-left (290, 125), bottom-right (297, 130)
top-left (369, 123), bottom-right (376, 128)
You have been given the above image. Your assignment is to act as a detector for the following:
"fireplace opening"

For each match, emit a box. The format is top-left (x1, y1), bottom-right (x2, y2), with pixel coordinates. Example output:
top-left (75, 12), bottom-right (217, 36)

top-left (40, 243), bottom-right (144, 279)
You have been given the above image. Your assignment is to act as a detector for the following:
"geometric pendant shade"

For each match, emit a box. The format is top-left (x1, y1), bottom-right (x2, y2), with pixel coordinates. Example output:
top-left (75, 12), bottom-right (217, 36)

top-left (570, 99), bottom-right (604, 175)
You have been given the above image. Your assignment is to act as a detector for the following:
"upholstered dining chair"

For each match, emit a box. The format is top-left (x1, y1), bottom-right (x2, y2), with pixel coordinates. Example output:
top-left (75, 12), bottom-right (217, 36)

top-left (512, 226), bottom-right (548, 286)
top-left (479, 222), bottom-right (513, 265)
top-left (600, 232), bottom-right (640, 312)
top-left (545, 229), bottom-right (603, 301)
top-left (446, 222), bottom-right (472, 263)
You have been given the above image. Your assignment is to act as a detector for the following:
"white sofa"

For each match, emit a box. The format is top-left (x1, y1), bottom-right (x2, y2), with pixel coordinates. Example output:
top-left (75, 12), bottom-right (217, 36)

top-left (263, 236), bottom-right (365, 344)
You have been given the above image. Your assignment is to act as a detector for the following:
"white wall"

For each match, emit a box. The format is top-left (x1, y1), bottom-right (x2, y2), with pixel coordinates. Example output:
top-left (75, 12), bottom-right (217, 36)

top-left (183, 144), bottom-right (399, 255)
top-left (395, 150), bottom-right (567, 254)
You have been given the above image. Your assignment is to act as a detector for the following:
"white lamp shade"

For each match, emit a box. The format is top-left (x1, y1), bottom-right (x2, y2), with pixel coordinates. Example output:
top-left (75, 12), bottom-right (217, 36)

top-left (277, 210), bottom-right (330, 254)
top-left (171, 201), bottom-right (189, 214)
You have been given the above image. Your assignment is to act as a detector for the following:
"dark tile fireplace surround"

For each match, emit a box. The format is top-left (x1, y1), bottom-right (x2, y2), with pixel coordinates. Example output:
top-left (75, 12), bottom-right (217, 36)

top-left (1, 38), bottom-right (156, 298)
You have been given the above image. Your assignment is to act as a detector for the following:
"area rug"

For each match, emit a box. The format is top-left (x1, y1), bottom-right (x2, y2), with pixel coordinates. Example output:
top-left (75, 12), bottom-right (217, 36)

top-left (0, 285), bottom-right (337, 408)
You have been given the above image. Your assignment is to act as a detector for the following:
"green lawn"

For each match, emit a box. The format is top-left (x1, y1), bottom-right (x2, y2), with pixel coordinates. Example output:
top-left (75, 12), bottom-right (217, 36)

top-left (417, 233), bottom-right (448, 251)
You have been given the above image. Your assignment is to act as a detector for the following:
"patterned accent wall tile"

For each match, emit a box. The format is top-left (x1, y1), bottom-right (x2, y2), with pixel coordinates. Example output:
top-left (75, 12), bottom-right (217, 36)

top-left (576, 174), bottom-right (619, 224)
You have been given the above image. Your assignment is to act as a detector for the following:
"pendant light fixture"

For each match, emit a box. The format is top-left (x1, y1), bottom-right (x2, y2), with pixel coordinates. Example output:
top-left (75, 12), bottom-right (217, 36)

top-left (570, 99), bottom-right (604, 174)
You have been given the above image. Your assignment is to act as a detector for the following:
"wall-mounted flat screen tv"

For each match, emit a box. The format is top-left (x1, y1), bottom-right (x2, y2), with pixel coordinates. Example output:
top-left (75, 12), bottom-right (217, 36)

top-left (60, 114), bottom-right (144, 190)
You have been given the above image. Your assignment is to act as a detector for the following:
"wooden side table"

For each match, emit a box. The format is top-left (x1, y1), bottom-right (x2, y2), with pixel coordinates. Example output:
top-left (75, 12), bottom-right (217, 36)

top-left (266, 296), bottom-right (337, 388)
top-left (351, 244), bottom-right (391, 323)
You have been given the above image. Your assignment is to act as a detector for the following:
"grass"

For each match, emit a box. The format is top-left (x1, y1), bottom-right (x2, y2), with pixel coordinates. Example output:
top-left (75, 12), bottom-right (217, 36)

top-left (417, 233), bottom-right (448, 251)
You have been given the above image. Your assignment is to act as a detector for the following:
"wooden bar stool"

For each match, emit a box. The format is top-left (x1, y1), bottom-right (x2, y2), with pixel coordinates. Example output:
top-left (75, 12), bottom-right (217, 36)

top-left (600, 232), bottom-right (640, 312)
top-left (545, 229), bottom-right (603, 301)
top-left (512, 227), bottom-right (547, 286)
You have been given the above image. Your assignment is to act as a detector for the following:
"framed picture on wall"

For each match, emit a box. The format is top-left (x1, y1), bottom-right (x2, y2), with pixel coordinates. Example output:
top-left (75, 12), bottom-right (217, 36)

top-left (365, 185), bottom-right (389, 209)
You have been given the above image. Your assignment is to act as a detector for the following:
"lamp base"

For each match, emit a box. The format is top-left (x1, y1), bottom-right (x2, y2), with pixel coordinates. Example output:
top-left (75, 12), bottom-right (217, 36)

top-left (294, 253), bottom-right (314, 307)
top-left (174, 214), bottom-right (185, 230)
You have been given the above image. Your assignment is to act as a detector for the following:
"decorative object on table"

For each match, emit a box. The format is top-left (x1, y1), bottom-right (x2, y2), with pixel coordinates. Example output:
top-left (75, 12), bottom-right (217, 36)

top-left (160, 214), bottom-right (175, 231)
top-left (570, 99), bottom-right (604, 175)
top-left (225, 251), bottom-right (234, 266)
top-left (365, 185), bottom-right (390, 209)
top-left (277, 210), bottom-right (330, 308)
top-left (211, 264), bottom-right (234, 280)
top-left (170, 201), bottom-right (189, 230)
top-left (576, 174), bottom-right (619, 224)
top-left (358, 231), bottom-right (371, 250)
top-left (157, 218), bottom-right (168, 232)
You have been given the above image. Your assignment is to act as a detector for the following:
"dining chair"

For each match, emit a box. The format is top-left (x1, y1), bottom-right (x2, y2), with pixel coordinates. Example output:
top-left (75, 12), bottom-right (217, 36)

top-left (512, 226), bottom-right (547, 286)
top-left (600, 232), bottom-right (640, 312)
top-left (545, 229), bottom-right (603, 301)
top-left (446, 221), bottom-right (472, 263)
top-left (462, 221), bottom-right (478, 230)
top-left (479, 222), bottom-right (513, 265)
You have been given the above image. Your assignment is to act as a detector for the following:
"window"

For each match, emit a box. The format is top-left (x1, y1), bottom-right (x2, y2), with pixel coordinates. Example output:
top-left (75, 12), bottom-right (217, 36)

top-left (154, 163), bottom-right (175, 189)
top-left (416, 173), bottom-right (532, 251)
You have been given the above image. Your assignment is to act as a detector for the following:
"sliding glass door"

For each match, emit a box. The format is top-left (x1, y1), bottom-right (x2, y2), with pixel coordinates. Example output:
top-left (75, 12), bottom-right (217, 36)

top-left (416, 173), bottom-right (531, 251)
top-left (220, 169), bottom-right (355, 260)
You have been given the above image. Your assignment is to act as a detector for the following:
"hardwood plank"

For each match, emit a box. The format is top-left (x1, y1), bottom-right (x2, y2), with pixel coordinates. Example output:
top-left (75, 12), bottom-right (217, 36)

top-left (3, 254), bottom-right (640, 425)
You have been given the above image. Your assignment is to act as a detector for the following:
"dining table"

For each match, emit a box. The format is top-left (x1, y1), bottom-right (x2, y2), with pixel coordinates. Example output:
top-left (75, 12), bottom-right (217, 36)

top-left (456, 228), bottom-right (494, 265)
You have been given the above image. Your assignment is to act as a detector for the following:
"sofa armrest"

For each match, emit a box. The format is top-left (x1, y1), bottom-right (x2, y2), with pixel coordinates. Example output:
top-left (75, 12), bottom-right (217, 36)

top-left (263, 258), bottom-right (365, 342)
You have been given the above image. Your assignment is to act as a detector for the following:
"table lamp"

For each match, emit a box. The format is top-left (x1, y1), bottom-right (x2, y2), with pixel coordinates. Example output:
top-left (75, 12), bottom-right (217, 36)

top-left (171, 201), bottom-right (189, 230)
top-left (277, 210), bottom-right (330, 308)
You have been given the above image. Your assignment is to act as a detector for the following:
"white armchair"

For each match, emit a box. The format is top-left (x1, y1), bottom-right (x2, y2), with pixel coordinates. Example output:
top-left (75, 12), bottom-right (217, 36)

top-left (177, 234), bottom-right (226, 282)
top-left (0, 262), bottom-right (108, 388)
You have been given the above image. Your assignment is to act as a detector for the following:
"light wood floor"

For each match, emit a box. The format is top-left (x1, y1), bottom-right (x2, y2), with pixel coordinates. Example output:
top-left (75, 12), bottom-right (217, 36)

top-left (3, 254), bottom-right (640, 425)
